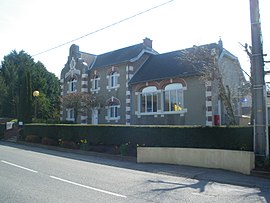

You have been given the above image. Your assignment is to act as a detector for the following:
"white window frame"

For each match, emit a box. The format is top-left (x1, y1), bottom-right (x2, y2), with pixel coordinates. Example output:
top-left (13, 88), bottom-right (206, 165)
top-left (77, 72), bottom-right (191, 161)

top-left (91, 75), bottom-right (100, 93)
top-left (67, 79), bottom-right (77, 93)
top-left (66, 108), bottom-right (75, 121)
top-left (139, 86), bottom-right (158, 115)
top-left (164, 83), bottom-right (184, 113)
top-left (136, 84), bottom-right (187, 116)
top-left (107, 72), bottom-right (120, 91)
top-left (105, 105), bottom-right (120, 121)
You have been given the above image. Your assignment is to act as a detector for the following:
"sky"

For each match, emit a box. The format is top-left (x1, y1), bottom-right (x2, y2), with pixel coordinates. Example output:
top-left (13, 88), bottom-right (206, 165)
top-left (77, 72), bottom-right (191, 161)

top-left (0, 0), bottom-right (270, 80)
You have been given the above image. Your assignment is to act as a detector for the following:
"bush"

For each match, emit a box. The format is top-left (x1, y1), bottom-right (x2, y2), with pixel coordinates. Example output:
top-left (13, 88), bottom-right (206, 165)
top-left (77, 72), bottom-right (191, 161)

top-left (0, 123), bottom-right (6, 139)
top-left (25, 135), bottom-right (41, 143)
top-left (41, 137), bottom-right (58, 146)
top-left (59, 140), bottom-right (78, 149)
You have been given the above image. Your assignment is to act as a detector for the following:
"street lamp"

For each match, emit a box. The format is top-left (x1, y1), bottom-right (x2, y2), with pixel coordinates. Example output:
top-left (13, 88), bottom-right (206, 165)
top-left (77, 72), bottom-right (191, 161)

top-left (33, 90), bottom-right (39, 119)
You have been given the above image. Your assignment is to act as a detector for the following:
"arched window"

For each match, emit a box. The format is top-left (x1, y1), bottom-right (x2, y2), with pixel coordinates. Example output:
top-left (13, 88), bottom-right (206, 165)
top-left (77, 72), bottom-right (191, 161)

top-left (164, 83), bottom-right (183, 112)
top-left (106, 97), bottom-right (120, 120)
top-left (141, 86), bottom-right (158, 113)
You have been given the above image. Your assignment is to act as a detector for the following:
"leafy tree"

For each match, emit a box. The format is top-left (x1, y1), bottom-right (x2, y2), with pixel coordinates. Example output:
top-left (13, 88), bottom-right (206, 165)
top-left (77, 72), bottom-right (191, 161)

top-left (1, 50), bottom-right (35, 118)
top-left (0, 50), bottom-right (60, 121)
top-left (18, 70), bottom-right (32, 123)
top-left (180, 45), bottom-right (245, 125)
top-left (241, 43), bottom-right (255, 124)
top-left (0, 74), bottom-right (8, 115)
top-left (31, 62), bottom-right (60, 120)
top-left (62, 92), bottom-right (104, 123)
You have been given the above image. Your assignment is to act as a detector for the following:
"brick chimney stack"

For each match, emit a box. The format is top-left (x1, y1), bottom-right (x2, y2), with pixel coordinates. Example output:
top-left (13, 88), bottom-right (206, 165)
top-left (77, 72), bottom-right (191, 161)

top-left (218, 37), bottom-right (223, 48)
top-left (143, 37), bottom-right (152, 48)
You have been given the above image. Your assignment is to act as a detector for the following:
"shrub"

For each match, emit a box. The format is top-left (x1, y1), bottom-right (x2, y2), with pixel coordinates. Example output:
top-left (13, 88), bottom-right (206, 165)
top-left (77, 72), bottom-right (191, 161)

top-left (25, 135), bottom-right (41, 143)
top-left (120, 142), bottom-right (130, 156)
top-left (41, 137), bottom-right (58, 146)
top-left (60, 140), bottom-right (78, 149)
top-left (0, 123), bottom-right (6, 139)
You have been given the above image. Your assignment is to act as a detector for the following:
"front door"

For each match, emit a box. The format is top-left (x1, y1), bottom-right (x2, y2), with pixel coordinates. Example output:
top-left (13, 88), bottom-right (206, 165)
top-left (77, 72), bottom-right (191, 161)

top-left (92, 109), bottom-right (98, 124)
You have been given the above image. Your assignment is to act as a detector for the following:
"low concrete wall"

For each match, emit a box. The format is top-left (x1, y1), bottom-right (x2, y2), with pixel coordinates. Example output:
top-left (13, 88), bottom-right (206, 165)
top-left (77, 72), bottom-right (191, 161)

top-left (137, 147), bottom-right (255, 175)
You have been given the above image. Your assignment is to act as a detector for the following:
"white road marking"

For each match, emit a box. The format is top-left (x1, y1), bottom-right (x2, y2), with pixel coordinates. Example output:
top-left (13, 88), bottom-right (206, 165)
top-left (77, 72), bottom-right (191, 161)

top-left (1, 160), bottom-right (126, 198)
top-left (1, 160), bottom-right (38, 173)
top-left (50, 175), bottom-right (127, 198)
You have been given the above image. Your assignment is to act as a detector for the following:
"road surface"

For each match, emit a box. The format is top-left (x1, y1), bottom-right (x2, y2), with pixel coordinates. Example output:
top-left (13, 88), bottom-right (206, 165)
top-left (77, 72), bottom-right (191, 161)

top-left (0, 142), bottom-right (269, 202)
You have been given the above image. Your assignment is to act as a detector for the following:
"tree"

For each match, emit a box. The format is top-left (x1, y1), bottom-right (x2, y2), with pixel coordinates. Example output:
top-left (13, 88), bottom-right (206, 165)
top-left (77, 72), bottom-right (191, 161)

top-left (180, 45), bottom-right (242, 125)
top-left (62, 92), bottom-right (104, 123)
top-left (1, 50), bottom-right (35, 118)
top-left (18, 70), bottom-right (32, 123)
top-left (0, 74), bottom-right (8, 116)
top-left (31, 61), bottom-right (60, 120)
top-left (241, 43), bottom-right (255, 124)
top-left (0, 50), bottom-right (60, 121)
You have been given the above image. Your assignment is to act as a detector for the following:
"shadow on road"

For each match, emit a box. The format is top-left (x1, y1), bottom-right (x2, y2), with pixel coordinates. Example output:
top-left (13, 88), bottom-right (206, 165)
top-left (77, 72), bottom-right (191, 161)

top-left (148, 179), bottom-right (209, 193)
top-left (1, 141), bottom-right (270, 202)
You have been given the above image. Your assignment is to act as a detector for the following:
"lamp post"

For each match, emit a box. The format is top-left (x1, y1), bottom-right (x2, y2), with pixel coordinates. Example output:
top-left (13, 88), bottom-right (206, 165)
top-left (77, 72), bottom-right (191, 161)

top-left (33, 90), bottom-right (39, 119)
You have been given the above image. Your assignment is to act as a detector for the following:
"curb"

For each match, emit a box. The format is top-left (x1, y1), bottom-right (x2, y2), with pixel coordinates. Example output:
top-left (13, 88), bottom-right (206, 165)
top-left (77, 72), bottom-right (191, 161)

top-left (251, 169), bottom-right (270, 179)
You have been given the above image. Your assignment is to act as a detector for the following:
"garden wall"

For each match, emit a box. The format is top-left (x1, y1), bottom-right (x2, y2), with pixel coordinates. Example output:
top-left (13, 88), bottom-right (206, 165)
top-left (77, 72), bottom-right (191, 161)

top-left (137, 147), bottom-right (255, 175)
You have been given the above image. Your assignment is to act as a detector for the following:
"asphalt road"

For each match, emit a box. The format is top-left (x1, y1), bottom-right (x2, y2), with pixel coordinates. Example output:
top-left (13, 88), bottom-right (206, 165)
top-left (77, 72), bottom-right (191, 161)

top-left (0, 142), bottom-right (269, 203)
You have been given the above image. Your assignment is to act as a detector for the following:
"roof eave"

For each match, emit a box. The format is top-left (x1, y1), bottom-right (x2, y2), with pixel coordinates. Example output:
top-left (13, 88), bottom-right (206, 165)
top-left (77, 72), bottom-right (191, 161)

top-left (129, 72), bottom-right (202, 85)
top-left (130, 49), bottom-right (158, 63)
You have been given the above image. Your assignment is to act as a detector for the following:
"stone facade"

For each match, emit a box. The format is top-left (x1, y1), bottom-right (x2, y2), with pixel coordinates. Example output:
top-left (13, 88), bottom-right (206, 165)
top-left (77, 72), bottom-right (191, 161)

top-left (60, 39), bottom-right (247, 126)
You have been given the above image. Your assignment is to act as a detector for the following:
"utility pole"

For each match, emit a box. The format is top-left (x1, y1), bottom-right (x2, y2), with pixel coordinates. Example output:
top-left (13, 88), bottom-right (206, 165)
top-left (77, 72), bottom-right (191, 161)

top-left (249, 0), bottom-right (269, 156)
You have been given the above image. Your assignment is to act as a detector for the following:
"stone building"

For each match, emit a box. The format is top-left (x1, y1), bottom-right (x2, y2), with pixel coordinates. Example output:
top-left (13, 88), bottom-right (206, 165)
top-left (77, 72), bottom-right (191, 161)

top-left (60, 38), bottom-right (247, 125)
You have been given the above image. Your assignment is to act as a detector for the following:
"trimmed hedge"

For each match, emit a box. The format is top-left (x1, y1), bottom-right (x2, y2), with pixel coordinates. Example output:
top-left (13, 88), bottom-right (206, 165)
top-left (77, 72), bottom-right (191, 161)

top-left (0, 123), bottom-right (6, 139)
top-left (23, 124), bottom-right (253, 151)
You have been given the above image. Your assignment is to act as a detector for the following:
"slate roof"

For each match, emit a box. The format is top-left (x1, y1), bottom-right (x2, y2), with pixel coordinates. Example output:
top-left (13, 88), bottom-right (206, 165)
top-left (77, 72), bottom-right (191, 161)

top-left (129, 43), bottom-right (224, 85)
top-left (129, 50), bottom-right (201, 84)
top-left (80, 52), bottom-right (96, 66)
top-left (91, 43), bottom-right (154, 69)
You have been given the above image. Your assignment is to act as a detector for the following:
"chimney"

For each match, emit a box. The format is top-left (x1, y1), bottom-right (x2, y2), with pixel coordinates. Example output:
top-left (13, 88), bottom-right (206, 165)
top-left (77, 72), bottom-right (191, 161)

top-left (143, 37), bottom-right (152, 48)
top-left (218, 37), bottom-right (223, 48)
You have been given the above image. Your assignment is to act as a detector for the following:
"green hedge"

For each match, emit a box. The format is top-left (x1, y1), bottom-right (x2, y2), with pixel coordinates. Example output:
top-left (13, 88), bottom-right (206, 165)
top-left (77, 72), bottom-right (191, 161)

top-left (23, 124), bottom-right (253, 151)
top-left (0, 123), bottom-right (6, 139)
